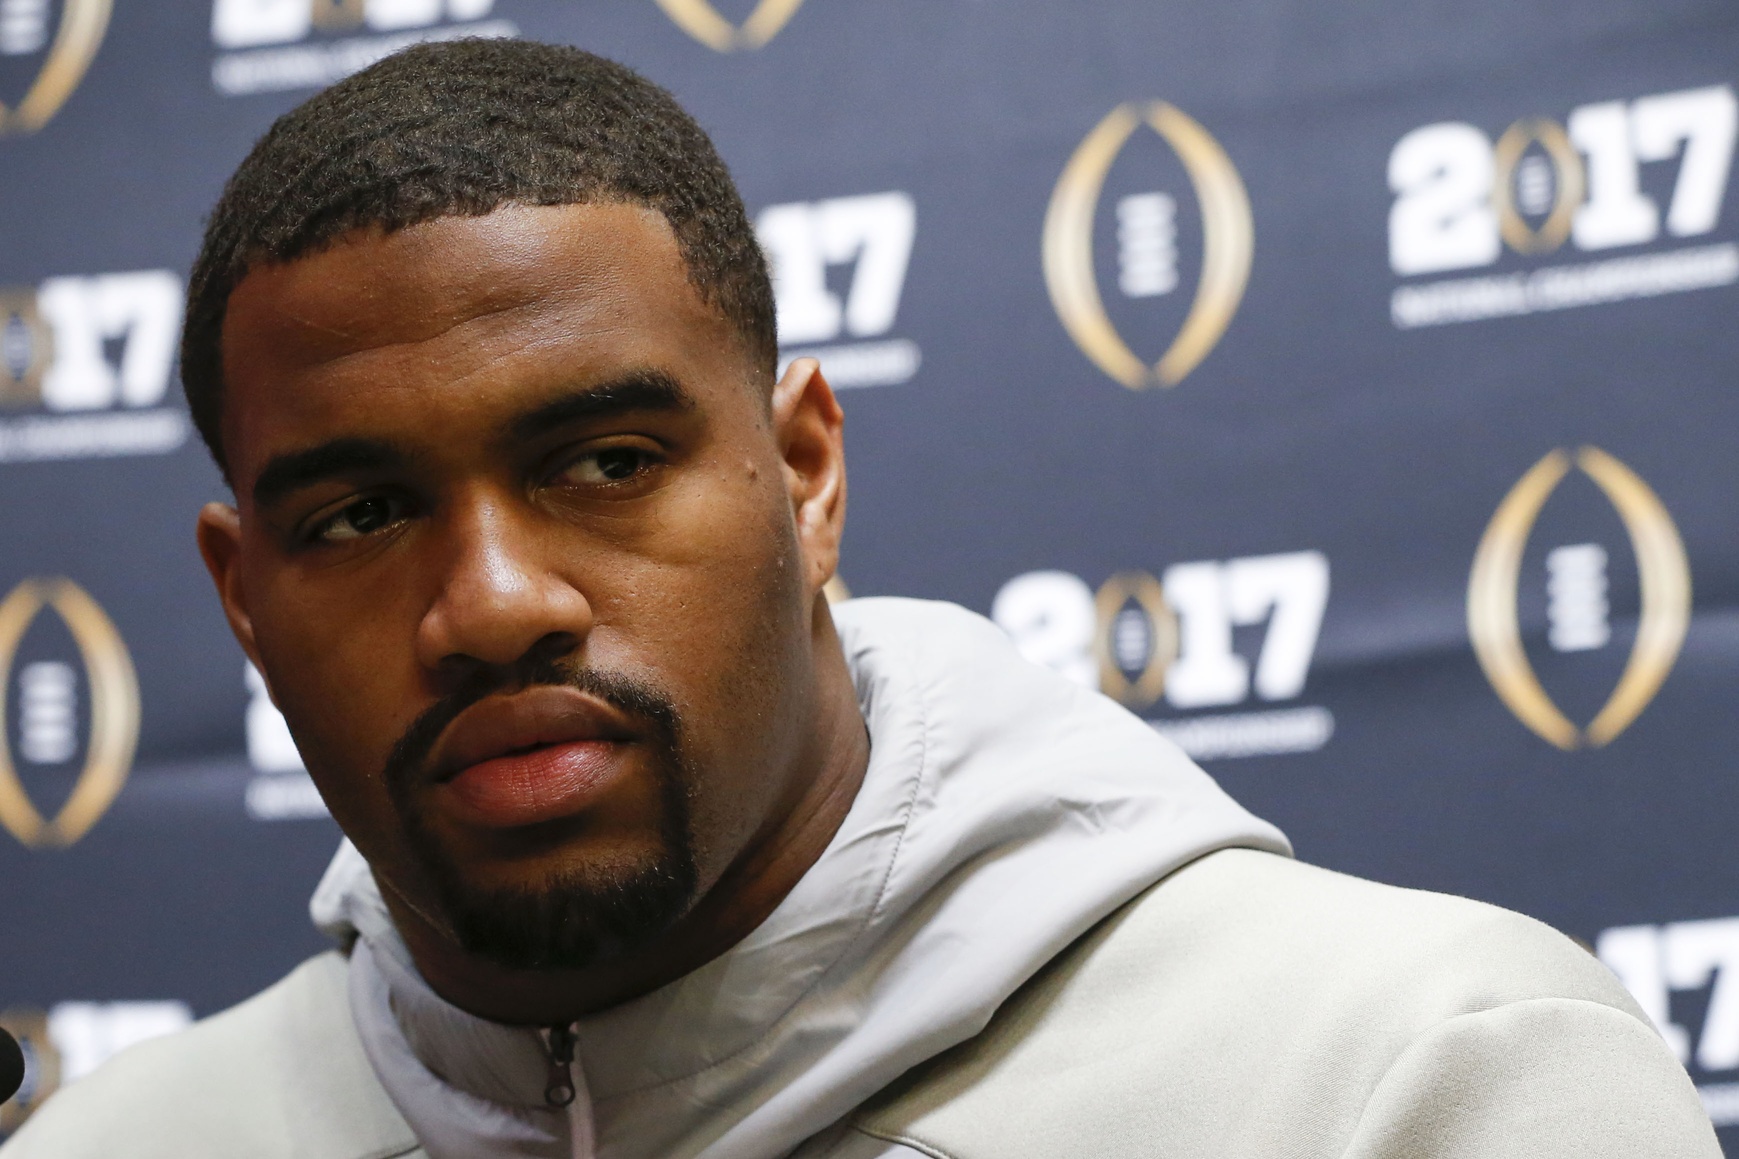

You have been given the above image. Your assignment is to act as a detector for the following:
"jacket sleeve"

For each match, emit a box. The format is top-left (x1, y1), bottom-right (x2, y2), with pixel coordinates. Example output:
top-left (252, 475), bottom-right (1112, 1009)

top-left (1341, 996), bottom-right (1720, 1158)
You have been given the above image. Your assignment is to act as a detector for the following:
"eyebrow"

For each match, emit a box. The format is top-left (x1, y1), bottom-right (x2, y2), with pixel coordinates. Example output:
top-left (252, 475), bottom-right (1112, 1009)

top-left (252, 437), bottom-right (408, 508)
top-left (505, 369), bottom-right (696, 444)
top-left (248, 371), bottom-right (697, 508)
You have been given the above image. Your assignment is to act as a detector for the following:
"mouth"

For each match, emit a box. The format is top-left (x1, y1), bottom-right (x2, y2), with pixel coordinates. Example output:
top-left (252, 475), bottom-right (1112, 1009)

top-left (426, 686), bottom-right (642, 830)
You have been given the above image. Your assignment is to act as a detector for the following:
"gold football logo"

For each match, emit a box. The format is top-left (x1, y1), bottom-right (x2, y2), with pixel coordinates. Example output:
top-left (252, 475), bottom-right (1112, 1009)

top-left (1468, 447), bottom-right (1690, 749)
top-left (1043, 102), bottom-right (1253, 389)
top-left (1490, 117), bottom-right (1584, 254)
top-left (0, 1008), bottom-right (55, 1135)
top-left (653, 0), bottom-right (805, 51)
top-left (0, 578), bottom-right (138, 847)
top-left (1095, 571), bottom-right (1177, 707)
top-left (0, 288), bottom-right (52, 404)
top-left (0, 0), bottom-right (110, 135)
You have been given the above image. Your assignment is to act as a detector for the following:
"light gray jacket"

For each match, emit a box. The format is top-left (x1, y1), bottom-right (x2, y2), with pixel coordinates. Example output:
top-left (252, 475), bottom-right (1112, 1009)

top-left (3, 847), bottom-right (1718, 1158)
top-left (1, 600), bottom-right (1719, 1157)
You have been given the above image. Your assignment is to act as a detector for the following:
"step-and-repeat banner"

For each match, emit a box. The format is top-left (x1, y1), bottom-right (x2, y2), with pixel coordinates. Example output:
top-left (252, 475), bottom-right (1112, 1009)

top-left (0, 0), bottom-right (1735, 1144)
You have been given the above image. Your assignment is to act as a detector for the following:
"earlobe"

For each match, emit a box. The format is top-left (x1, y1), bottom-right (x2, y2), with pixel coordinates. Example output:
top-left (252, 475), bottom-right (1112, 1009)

top-left (772, 358), bottom-right (848, 595)
top-left (196, 502), bottom-right (264, 671)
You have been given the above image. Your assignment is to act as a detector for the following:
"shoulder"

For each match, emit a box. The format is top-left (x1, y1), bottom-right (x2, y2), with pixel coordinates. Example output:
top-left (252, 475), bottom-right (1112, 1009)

top-left (962, 847), bottom-right (1647, 1082)
top-left (1, 952), bottom-right (417, 1159)
top-left (1118, 847), bottom-right (1638, 1021)
top-left (951, 848), bottom-right (1649, 1070)
top-left (856, 849), bottom-right (1717, 1159)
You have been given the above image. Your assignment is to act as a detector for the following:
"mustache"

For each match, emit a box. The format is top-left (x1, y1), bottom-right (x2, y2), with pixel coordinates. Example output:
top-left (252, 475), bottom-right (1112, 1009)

top-left (381, 655), bottom-right (682, 795)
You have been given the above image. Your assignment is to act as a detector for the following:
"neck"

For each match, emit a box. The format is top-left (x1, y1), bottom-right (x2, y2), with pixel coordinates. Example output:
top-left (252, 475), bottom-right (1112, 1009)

top-left (382, 602), bottom-right (871, 1026)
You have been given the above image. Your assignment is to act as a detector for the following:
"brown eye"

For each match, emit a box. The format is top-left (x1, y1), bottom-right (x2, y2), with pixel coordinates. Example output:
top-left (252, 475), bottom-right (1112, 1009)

top-left (315, 496), bottom-right (403, 542)
top-left (563, 447), bottom-right (654, 485)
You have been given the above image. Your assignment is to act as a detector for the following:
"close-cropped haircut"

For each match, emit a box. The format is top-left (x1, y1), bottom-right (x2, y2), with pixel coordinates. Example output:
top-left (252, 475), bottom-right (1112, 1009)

top-left (181, 38), bottom-right (776, 478)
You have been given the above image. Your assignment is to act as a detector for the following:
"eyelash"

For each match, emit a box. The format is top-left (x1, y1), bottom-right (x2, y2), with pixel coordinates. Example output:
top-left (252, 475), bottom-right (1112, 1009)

top-left (554, 444), bottom-right (663, 488)
top-left (305, 494), bottom-right (408, 545)
top-left (296, 443), bottom-right (665, 547)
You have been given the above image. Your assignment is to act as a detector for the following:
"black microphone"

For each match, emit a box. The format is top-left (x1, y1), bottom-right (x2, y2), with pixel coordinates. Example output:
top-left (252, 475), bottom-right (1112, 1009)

top-left (0, 1025), bottom-right (23, 1105)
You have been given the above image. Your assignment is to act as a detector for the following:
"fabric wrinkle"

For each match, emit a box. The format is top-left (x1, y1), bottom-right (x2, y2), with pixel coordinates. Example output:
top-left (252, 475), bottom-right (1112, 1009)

top-left (314, 598), bottom-right (1288, 1159)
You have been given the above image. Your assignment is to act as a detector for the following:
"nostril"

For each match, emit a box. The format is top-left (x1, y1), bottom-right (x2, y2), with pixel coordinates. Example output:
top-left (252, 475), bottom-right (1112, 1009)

top-left (434, 652), bottom-right (491, 688)
top-left (527, 631), bottom-right (582, 664)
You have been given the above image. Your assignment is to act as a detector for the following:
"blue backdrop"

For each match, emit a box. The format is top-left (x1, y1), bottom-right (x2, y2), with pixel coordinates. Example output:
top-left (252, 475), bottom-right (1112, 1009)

top-left (1, 0), bottom-right (1735, 1144)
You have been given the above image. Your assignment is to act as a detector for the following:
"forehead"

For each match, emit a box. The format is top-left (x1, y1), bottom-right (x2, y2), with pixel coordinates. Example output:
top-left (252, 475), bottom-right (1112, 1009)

top-left (219, 202), bottom-right (747, 483)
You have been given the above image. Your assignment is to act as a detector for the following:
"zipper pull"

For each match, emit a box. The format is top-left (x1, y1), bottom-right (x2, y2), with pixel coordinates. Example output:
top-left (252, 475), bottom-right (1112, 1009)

top-left (545, 1023), bottom-right (578, 1108)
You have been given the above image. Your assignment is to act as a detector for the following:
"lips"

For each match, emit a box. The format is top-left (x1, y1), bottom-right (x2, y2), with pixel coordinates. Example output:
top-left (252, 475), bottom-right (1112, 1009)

top-left (425, 686), bottom-right (641, 829)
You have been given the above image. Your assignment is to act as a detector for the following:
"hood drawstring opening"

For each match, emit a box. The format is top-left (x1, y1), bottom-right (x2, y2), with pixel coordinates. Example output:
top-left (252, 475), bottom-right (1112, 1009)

top-left (545, 1023), bottom-right (577, 1108)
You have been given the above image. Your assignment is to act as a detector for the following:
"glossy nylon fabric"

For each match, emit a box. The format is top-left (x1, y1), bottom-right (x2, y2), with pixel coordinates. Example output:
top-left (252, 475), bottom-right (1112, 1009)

top-left (310, 597), bottom-right (1291, 1159)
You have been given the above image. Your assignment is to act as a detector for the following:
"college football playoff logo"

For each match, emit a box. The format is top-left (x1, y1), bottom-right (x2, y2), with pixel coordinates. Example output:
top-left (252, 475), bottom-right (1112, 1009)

top-left (653, 0), bottom-right (806, 51)
top-left (0, 578), bottom-right (138, 847)
top-left (1468, 447), bottom-right (1690, 749)
top-left (0, 289), bottom-right (52, 401)
top-left (1489, 117), bottom-right (1584, 254)
top-left (0, 0), bottom-right (109, 135)
top-left (1043, 102), bottom-right (1253, 390)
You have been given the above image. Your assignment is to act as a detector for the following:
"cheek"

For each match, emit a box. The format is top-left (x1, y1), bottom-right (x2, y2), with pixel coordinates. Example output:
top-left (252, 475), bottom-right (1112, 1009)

top-left (595, 463), bottom-right (812, 840)
top-left (607, 455), bottom-right (805, 683)
top-left (245, 564), bottom-right (421, 830)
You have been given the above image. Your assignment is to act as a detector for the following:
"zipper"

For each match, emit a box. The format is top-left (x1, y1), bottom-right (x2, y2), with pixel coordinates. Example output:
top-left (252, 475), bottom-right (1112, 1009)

top-left (545, 1023), bottom-right (578, 1108)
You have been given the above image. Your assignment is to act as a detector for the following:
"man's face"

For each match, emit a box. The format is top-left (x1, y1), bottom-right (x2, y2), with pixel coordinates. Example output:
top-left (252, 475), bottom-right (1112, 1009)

top-left (203, 203), bottom-right (841, 970)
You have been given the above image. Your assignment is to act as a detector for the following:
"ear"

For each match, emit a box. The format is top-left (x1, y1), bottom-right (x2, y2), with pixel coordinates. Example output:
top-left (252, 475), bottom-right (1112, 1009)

top-left (197, 502), bottom-right (266, 677)
top-left (770, 358), bottom-right (847, 597)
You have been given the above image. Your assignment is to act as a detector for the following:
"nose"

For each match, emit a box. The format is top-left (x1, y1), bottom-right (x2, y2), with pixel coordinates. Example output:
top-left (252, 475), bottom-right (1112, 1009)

top-left (414, 490), bottom-right (593, 680)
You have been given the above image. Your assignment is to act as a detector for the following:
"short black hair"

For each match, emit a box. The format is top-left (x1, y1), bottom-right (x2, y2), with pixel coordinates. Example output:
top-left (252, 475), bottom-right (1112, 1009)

top-left (182, 38), bottom-right (776, 477)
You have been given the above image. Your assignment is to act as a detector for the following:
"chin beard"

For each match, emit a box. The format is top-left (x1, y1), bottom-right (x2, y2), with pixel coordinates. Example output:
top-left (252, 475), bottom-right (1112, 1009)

top-left (437, 839), bottom-right (698, 972)
top-left (382, 659), bottom-right (700, 972)
top-left (428, 770), bottom-right (697, 971)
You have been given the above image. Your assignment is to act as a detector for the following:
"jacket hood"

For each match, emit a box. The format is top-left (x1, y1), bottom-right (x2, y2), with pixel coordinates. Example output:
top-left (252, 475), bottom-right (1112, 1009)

top-left (312, 597), bottom-right (1290, 1159)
